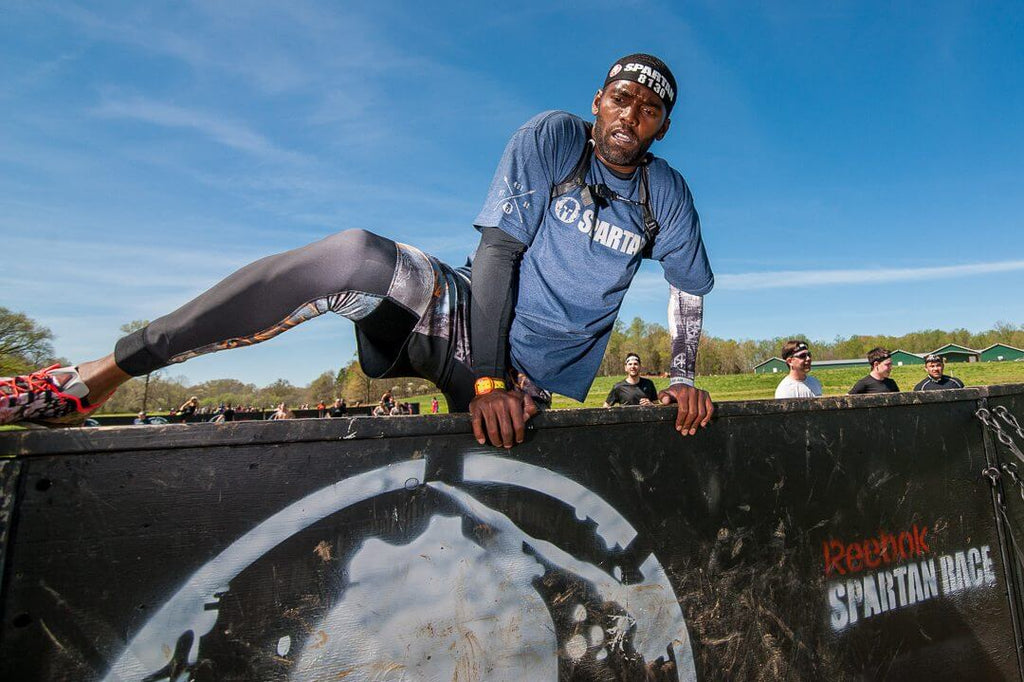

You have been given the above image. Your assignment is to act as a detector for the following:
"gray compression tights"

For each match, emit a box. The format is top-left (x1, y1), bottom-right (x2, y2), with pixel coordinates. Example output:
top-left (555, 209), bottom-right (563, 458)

top-left (114, 229), bottom-right (410, 377)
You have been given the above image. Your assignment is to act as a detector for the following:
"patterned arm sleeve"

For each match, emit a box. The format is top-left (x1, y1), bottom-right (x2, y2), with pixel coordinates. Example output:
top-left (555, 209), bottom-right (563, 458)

top-left (667, 286), bottom-right (704, 387)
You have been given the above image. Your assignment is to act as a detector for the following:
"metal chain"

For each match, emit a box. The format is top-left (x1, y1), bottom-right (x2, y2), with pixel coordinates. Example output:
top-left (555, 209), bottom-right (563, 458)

top-left (981, 466), bottom-right (1024, 571)
top-left (980, 405), bottom-right (1024, 576)
top-left (994, 405), bottom-right (1024, 440)
top-left (1002, 462), bottom-right (1024, 503)
top-left (977, 408), bottom-right (1024, 466)
top-left (998, 507), bottom-right (1024, 573)
top-left (983, 465), bottom-right (1002, 491)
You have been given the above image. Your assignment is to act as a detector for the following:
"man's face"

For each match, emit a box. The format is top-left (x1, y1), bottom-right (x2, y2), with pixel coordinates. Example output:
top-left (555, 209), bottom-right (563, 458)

top-left (874, 358), bottom-right (894, 378)
top-left (624, 356), bottom-right (641, 378)
top-left (926, 360), bottom-right (944, 380)
top-left (591, 80), bottom-right (670, 172)
top-left (787, 349), bottom-right (812, 374)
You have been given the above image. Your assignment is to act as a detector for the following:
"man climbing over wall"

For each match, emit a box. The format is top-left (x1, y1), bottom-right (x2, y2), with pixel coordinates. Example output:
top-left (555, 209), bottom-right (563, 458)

top-left (1, 53), bottom-right (715, 449)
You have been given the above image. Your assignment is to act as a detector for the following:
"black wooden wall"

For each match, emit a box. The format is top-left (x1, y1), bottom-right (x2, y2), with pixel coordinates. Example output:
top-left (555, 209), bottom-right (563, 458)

top-left (1, 386), bottom-right (1023, 681)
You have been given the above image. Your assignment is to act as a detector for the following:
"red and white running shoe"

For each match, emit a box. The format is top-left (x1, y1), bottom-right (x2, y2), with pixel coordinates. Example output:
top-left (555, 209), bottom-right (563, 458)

top-left (0, 364), bottom-right (103, 426)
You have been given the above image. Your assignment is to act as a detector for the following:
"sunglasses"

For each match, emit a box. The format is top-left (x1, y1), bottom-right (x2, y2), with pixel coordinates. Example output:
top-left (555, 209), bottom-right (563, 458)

top-left (792, 351), bottom-right (812, 359)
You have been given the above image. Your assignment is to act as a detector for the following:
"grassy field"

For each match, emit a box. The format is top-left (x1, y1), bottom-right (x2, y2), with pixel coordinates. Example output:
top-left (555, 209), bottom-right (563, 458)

top-left (404, 360), bottom-right (1024, 413)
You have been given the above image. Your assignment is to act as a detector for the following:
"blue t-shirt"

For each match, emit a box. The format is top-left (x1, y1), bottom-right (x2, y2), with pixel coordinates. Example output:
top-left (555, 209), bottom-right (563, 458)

top-left (474, 111), bottom-right (713, 400)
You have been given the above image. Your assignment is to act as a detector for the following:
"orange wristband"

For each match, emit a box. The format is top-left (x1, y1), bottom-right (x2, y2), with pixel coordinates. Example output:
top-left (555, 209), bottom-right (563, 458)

top-left (474, 377), bottom-right (507, 395)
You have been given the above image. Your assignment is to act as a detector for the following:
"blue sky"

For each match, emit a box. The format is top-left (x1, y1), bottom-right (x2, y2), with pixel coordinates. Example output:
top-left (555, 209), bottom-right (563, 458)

top-left (2, 1), bottom-right (1022, 387)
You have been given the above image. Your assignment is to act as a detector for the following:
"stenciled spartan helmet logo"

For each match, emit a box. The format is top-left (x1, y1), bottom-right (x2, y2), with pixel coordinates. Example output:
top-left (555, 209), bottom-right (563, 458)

top-left (105, 454), bottom-right (696, 682)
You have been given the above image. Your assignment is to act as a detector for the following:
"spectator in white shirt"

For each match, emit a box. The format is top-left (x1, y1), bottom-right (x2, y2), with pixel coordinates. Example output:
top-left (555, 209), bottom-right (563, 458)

top-left (774, 340), bottom-right (823, 399)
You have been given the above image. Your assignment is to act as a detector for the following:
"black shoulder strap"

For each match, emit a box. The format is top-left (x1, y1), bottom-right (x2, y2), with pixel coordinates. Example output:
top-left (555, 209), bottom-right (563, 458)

top-left (549, 121), bottom-right (661, 258)
top-left (638, 165), bottom-right (659, 258)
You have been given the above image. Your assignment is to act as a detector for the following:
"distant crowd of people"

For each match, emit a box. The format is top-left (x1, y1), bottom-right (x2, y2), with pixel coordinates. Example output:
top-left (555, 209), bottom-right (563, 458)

top-left (133, 397), bottom-right (247, 424)
top-left (598, 344), bottom-right (966, 411)
top-left (135, 393), bottom-right (432, 424)
top-left (131, 395), bottom-right (356, 424)
top-left (774, 341), bottom-right (964, 399)
top-left (368, 390), bottom-right (414, 416)
top-left (132, 343), bottom-right (962, 424)
top-left (170, 396), bottom-right (249, 421)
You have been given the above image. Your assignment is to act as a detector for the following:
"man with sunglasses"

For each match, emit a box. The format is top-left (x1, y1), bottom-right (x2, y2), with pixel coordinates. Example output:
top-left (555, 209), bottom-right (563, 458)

top-left (774, 340), bottom-right (823, 399)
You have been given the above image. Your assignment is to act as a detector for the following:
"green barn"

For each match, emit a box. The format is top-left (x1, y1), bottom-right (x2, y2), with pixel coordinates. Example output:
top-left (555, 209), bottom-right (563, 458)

top-left (890, 349), bottom-right (925, 366)
top-left (751, 341), bottom-right (1020, 375)
top-left (980, 343), bottom-right (1024, 362)
top-left (754, 350), bottom-right (921, 374)
top-left (753, 357), bottom-right (787, 374)
top-left (929, 343), bottom-right (980, 363)
top-left (811, 358), bottom-right (867, 370)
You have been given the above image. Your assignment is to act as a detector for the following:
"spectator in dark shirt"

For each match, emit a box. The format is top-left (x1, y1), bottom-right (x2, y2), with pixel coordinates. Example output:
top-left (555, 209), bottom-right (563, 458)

top-left (914, 354), bottom-right (965, 391)
top-left (849, 347), bottom-right (900, 394)
top-left (604, 353), bottom-right (659, 407)
top-left (327, 398), bottom-right (347, 418)
top-left (178, 396), bottom-right (199, 420)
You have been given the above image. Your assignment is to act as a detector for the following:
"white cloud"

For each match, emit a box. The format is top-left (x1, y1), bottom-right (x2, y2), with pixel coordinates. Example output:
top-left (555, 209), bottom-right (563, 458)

top-left (716, 260), bottom-right (1024, 290)
top-left (45, 2), bottom-right (313, 94)
top-left (91, 98), bottom-right (308, 165)
top-left (622, 258), bottom-right (1024, 303)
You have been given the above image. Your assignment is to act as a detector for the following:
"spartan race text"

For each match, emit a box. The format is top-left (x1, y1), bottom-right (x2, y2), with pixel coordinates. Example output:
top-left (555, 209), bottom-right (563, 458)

top-left (823, 527), bottom-right (998, 631)
top-left (622, 62), bottom-right (675, 104)
top-left (552, 197), bottom-right (644, 256)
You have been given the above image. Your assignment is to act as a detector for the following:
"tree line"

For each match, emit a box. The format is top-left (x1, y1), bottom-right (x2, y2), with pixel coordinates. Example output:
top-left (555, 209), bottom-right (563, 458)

top-left (0, 307), bottom-right (64, 376)
top-left (96, 363), bottom-right (440, 415)
top-left (1, 306), bottom-right (1021, 413)
top-left (604, 318), bottom-right (1024, 376)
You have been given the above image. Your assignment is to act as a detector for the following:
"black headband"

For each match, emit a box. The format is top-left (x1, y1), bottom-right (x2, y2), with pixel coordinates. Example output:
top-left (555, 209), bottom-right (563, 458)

top-left (604, 53), bottom-right (677, 114)
top-left (782, 342), bottom-right (810, 360)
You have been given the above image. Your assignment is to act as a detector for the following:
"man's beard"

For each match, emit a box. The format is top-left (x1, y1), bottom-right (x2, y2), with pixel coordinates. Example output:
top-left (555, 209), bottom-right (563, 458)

top-left (592, 118), bottom-right (654, 168)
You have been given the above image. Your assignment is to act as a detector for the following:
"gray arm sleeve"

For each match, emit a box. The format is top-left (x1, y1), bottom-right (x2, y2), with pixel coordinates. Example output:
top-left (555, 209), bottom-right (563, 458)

top-left (667, 286), bottom-right (704, 387)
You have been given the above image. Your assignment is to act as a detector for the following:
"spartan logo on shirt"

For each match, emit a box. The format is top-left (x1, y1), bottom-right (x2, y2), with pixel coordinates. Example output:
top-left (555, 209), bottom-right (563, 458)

top-left (554, 196), bottom-right (581, 224)
top-left (574, 209), bottom-right (644, 256)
